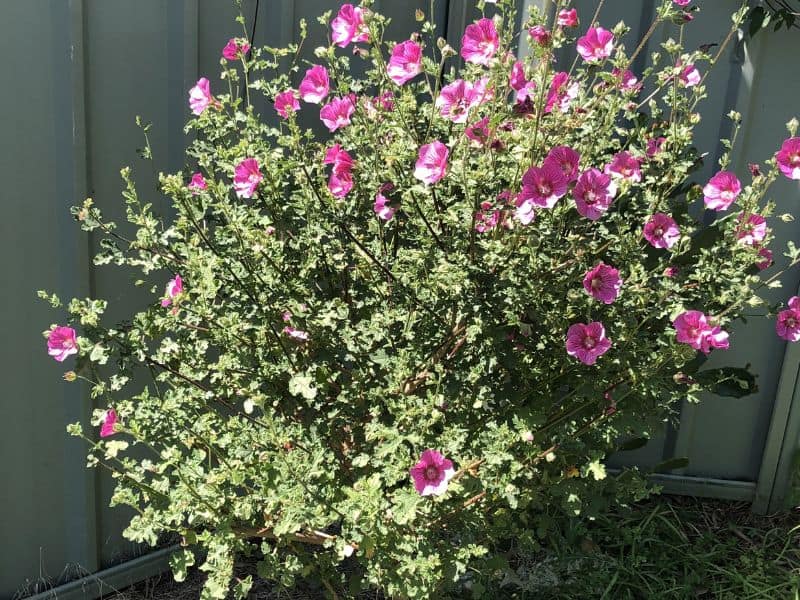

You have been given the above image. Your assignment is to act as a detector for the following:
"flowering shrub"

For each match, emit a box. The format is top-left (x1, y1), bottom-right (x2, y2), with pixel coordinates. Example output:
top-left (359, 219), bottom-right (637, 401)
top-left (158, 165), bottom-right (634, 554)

top-left (42, 0), bottom-right (800, 597)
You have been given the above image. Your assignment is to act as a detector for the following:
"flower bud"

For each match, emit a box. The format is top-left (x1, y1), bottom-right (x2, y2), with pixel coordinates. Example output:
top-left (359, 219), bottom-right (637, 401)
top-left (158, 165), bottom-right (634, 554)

top-left (63, 371), bottom-right (77, 382)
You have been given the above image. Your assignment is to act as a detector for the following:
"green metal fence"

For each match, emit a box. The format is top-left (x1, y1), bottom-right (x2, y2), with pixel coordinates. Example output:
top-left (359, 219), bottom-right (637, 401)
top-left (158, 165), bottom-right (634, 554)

top-left (1, 1), bottom-right (798, 598)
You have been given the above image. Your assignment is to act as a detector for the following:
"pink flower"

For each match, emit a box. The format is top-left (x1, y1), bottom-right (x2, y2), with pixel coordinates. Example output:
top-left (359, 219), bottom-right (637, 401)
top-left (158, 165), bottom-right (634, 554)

top-left (509, 61), bottom-right (527, 91)
top-left (283, 326), bottom-right (309, 341)
top-left (673, 311), bottom-right (729, 354)
top-left (460, 18), bottom-right (499, 66)
top-left (331, 4), bottom-right (369, 47)
top-left (324, 144), bottom-right (354, 173)
top-left (776, 137), bottom-right (800, 180)
top-left (605, 151), bottom-right (642, 182)
top-left (757, 247), bottom-right (773, 271)
top-left (574, 168), bottom-right (618, 221)
top-left (519, 163), bottom-right (568, 209)
top-left (324, 144), bottom-right (355, 199)
top-left (100, 409), bottom-right (118, 438)
top-left (233, 158), bottom-right (263, 199)
top-left (187, 172), bottom-right (207, 194)
top-left (577, 27), bottom-right (614, 63)
top-left (188, 77), bottom-right (214, 115)
top-left (414, 141), bottom-right (449, 185)
top-left (679, 64), bottom-right (701, 87)
top-left (566, 322), bottom-right (612, 365)
top-left (436, 79), bottom-right (478, 124)
top-left (557, 9), bottom-right (578, 27)
top-left (320, 95), bottom-right (356, 132)
top-left (528, 25), bottom-right (551, 47)
top-left (222, 38), bottom-right (250, 60)
top-left (282, 311), bottom-right (293, 322)
top-left (776, 297), bottom-right (800, 341)
top-left (409, 449), bottom-right (455, 496)
top-left (736, 213), bottom-right (767, 246)
top-left (647, 137), bottom-right (666, 157)
top-left (643, 213), bottom-right (680, 249)
top-left (374, 191), bottom-right (396, 221)
top-left (544, 72), bottom-right (578, 113)
top-left (703, 171), bottom-right (741, 210)
top-left (47, 326), bottom-right (78, 362)
top-left (664, 266), bottom-right (679, 278)
top-left (673, 0), bottom-right (691, 6)
top-left (515, 197), bottom-right (536, 225)
top-left (387, 40), bottom-right (422, 85)
top-left (465, 117), bottom-right (491, 145)
top-left (475, 207), bottom-right (501, 233)
top-left (328, 171), bottom-right (353, 198)
top-left (612, 68), bottom-right (641, 93)
top-left (161, 274), bottom-right (183, 308)
top-left (274, 90), bottom-right (299, 119)
top-left (544, 145), bottom-right (581, 182)
top-left (583, 262), bottom-right (622, 304)
top-left (299, 65), bottom-right (330, 104)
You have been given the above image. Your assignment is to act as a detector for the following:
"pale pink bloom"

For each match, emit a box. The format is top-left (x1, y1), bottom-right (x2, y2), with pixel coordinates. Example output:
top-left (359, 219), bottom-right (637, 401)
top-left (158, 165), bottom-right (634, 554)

top-left (328, 171), bottom-right (354, 198)
top-left (515, 81), bottom-right (538, 106)
top-left (299, 65), bottom-right (330, 104)
top-left (189, 77), bottom-right (214, 115)
top-left (320, 95), bottom-right (356, 132)
top-left (515, 199), bottom-right (536, 225)
top-left (436, 79), bottom-right (477, 124)
top-left (566, 322), bottom-right (612, 365)
top-left (409, 449), bottom-right (455, 496)
top-left (460, 18), bottom-right (499, 66)
top-left (757, 247), bottom-right (773, 271)
top-left (643, 213), bottom-right (680, 249)
top-left (605, 151), bottom-right (642, 182)
top-left (519, 163), bottom-right (568, 209)
top-left (612, 68), bottom-right (641, 93)
top-left (679, 64), bottom-right (701, 87)
top-left (465, 117), bottom-right (491, 145)
top-left (282, 311), bottom-right (292, 322)
top-left (775, 138), bottom-right (800, 180)
top-left (274, 90), bottom-right (299, 119)
top-left (664, 266), bottom-right (679, 278)
top-left (265, 225), bottom-right (276, 236)
top-left (331, 4), bottom-right (369, 47)
top-left (557, 8), bottom-right (578, 27)
top-left (187, 172), bottom-right (207, 194)
top-left (100, 409), bottom-right (118, 438)
top-left (47, 326), bottom-right (78, 362)
top-left (528, 25), bottom-right (551, 47)
top-left (283, 326), bottom-right (309, 341)
top-left (673, 311), bottom-right (729, 354)
top-left (577, 27), bottom-right (614, 63)
top-left (471, 77), bottom-right (494, 106)
top-left (776, 297), bottom-right (800, 341)
top-left (574, 168), bottom-right (617, 221)
top-left (161, 274), bottom-right (183, 308)
top-left (374, 192), bottom-right (396, 221)
top-left (544, 72), bottom-right (578, 113)
top-left (387, 40), bottom-right (423, 85)
top-left (233, 158), bottom-right (263, 199)
top-left (376, 91), bottom-right (395, 112)
top-left (414, 141), bottom-right (449, 185)
top-left (475, 208), bottom-right (501, 233)
top-left (323, 144), bottom-right (354, 174)
top-left (646, 137), bottom-right (666, 157)
top-left (509, 61), bottom-right (527, 91)
top-left (736, 213), bottom-right (767, 246)
top-left (703, 171), bottom-right (741, 210)
top-left (222, 38), bottom-right (250, 60)
top-left (544, 146), bottom-right (581, 182)
top-left (583, 262), bottom-right (622, 304)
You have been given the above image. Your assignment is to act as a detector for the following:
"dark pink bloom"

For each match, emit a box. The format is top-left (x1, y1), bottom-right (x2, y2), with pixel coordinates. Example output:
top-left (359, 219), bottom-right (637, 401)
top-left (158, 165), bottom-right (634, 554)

top-left (736, 213), bottom-right (767, 246)
top-left (323, 144), bottom-right (354, 173)
top-left (646, 137), bottom-right (666, 157)
top-left (374, 191), bottom-right (396, 221)
top-left (187, 172), bottom-right (207, 194)
top-left (471, 77), bottom-right (494, 106)
top-left (673, 311), bottom-right (729, 354)
top-left (757, 247), bottom-right (773, 271)
top-left (475, 207), bottom-right (501, 233)
top-left (664, 266), bottom-right (679, 278)
top-left (233, 158), bottom-right (263, 199)
top-left (465, 117), bottom-right (491, 145)
top-left (583, 262), bottom-right (622, 304)
top-left (674, 0), bottom-right (691, 5)
top-left (544, 72), bottom-right (578, 113)
top-left (605, 151), bottom-right (642, 182)
top-left (47, 326), bottom-right (78, 362)
top-left (161, 274), bottom-right (183, 308)
top-left (574, 168), bottom-right (617, 221)
top-left (409, 449), bottom-right (455, 496)
top-left (643, 213), bottom-right (680, 249)
top-left (324, 144), bottom-right (354, 199)
top-left (320, 95), bottom-right (356, 132)
top-left (509, 61), bottom-right (527, 91)
top-left (776, 137), bottom-right (800, 180)
top-left (777, 297), bottom-right (800, 341)
top-left (274, 90), bottom-right (300, 119)
top-left (188, 77), bottom-right (214, 115)
top-left (566, 322), bottom-right (612, 365)
top-left (528, 25), bottom-right (551, 47)
top-left (612, 68), bottom-right (641, 93)
top-left (557, 8), bottom-right (578, 27)
top-left (577, 27), bottom-right (614, 63)
top-left (460, 18), bottom-right (499, 66)
top-left (436, 79), bottom-right (478, 124)
top-left (519, 163), bottom-right (568, 209)
top-left (703, 171), bottom-right (741, 210)
top-left (299, 65), bottom-right (330, 104)
top-left (331, 4), bottom-right (369, 47)
top-left (222, 38), bottom-right (250, 60)
top-left (679, 64), bottom-right (701, 87)
top-left (283, 326), bottom-right (309, 341)
top-left (328, 171), bottom-right (353, 198)
top-left (387, 40), bottom-right (422, 85)
top-left (414, 141), bottom-right (449, 185)
top-left (544, 145), bottom-right (581, 182)
top-left (100, 409), bottom-right (118, 438)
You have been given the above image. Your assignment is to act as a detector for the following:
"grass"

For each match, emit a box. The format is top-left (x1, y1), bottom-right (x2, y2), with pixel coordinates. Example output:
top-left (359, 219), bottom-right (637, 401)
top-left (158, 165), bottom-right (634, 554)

top-left (107, 496), bottom-right (800, 599)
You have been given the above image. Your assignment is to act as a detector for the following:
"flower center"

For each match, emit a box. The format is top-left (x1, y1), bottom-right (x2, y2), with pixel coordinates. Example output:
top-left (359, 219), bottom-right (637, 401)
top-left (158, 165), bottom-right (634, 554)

top-left (654, 226), bottom-right (664, 237)
top-left (583, 336), bottom-right (596, 349)
top-left (63, 339), bottom-right (74, 348)
top-left (585, 190), bottom-right (598, 204)
top-left (538, 183), bottom-right (552, 196)
top-left (424, 465), bottom-right (440, 481)
top-left (687, 326), bottom-right (699, 338)
top-left (591, 277), bottom-right (602, 290)
top-left (788, 317), bottom-right (798, 329)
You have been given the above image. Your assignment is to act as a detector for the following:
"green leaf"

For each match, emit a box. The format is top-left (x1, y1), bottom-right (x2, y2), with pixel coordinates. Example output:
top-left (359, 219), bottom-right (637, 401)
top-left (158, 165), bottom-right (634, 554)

top-left (617, 437), bottom-right (649, 452)
top-left (288, 373), bottom-right (317, 400)
top-left (169, 548), bottom-right (195, 583)
top-left (695, 366), bottom-right (758, 398)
